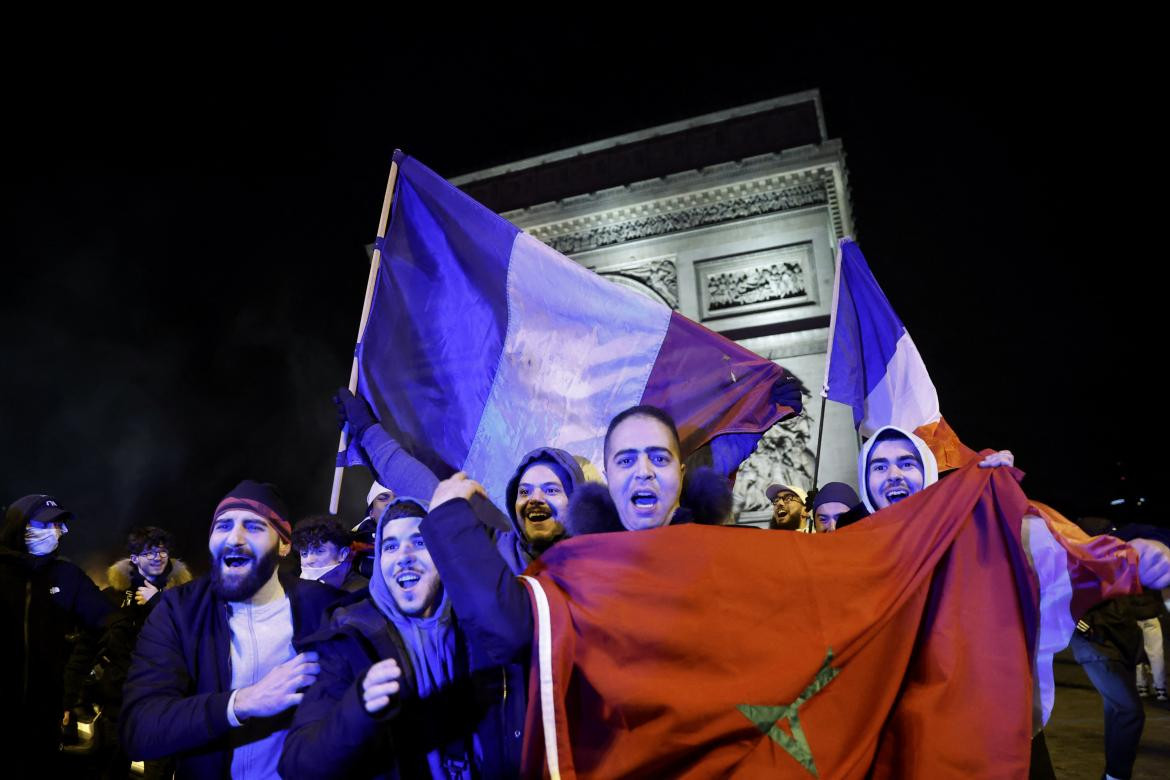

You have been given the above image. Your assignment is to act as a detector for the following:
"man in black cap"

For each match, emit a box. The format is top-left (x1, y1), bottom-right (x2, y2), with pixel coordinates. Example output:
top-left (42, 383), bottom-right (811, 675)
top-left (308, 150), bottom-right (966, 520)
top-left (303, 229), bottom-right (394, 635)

top-left (0, 494), bottom-right (113, 763)
top-left (810, 482), bottom-right (861, 533)
top-left (120, 480), bottom-right (339, 779)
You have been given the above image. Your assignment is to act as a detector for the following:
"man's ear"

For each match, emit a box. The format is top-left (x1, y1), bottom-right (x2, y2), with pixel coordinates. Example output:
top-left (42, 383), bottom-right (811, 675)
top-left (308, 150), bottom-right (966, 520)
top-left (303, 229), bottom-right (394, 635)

top-left (129, 554), bottom-right (139, 566)
top-left (278, 539), bottom-right (292, 558)
top-left (337, 546), bottom-right (350, 562)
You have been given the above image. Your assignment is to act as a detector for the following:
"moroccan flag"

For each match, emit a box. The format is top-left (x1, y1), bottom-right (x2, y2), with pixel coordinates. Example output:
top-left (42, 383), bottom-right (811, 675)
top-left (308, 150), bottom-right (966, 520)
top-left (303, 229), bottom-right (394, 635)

top-left (344, 151), bottom-right (791, 507)
top-left (516, 461), bottom-right (1132, 779)
top-left (822, 238), bottom-right (974, 470)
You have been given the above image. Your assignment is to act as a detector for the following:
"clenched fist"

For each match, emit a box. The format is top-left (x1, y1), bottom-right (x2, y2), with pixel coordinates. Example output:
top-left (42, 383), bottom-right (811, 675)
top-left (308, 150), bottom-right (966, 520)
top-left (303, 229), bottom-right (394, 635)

top-left (362, 658), bottom-right (403, 714)
top-left (430, 472), bottom-right (487, 511)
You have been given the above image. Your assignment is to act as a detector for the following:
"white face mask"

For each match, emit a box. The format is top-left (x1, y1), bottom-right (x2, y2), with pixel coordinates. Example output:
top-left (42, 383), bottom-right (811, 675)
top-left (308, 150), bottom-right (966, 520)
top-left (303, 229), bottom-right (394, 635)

top-left (25, 525), bottom-right (63, 556)
top-left (299, 561), bottom-right (341, 581)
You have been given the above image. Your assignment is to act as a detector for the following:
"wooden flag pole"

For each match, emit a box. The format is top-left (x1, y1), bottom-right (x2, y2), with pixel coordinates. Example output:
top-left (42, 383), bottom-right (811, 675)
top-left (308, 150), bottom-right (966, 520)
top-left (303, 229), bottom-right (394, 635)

top-left (329, 158), bottom-right (401, 514)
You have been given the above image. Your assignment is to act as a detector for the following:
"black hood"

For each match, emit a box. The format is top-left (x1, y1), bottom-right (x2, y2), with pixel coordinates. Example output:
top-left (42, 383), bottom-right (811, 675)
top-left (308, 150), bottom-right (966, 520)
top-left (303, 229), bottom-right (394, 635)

top-left (504, 447), bottom-right (586, 541)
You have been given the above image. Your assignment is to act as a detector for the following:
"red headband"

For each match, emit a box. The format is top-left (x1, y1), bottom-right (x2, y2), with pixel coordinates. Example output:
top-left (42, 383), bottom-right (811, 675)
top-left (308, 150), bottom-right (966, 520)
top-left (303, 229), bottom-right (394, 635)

top-left (211, 497), bottom-right (292, 543)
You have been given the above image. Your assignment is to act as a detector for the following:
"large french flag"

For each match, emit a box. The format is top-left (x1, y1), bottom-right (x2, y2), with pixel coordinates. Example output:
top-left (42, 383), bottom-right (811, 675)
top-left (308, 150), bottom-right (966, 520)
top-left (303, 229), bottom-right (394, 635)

top-left (348, 151), bottom-right (790, 508)
top-left (822, 238), bottom-right (973, 470)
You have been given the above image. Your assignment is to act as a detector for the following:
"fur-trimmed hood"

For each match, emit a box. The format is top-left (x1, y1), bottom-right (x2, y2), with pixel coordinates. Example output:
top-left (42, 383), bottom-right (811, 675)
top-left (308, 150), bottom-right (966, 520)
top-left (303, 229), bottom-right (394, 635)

top-left (106, 557), bottom-right (192, 592)
top-left (566, 466), bottom-right (734, 535)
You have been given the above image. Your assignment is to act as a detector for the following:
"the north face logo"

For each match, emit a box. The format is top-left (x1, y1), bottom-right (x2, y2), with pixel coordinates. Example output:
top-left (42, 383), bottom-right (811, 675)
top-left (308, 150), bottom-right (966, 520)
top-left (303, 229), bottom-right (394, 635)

top-left (44, 500), bottom-right (58, 507)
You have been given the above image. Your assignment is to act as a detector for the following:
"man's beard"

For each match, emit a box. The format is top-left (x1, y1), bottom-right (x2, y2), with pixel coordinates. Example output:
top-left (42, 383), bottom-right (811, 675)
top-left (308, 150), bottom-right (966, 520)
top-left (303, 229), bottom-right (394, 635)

top-left (771, 506), bottom-right (801, 531)
top-left (210, 545), bottom-right (281, 601)
top-left (522, 501), bottom-right (566, 551)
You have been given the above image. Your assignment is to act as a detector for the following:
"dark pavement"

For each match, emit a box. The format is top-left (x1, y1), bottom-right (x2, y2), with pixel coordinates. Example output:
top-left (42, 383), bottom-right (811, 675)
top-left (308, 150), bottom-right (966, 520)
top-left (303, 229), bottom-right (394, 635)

top-left (1046, 648), bottom-right (1169, 779)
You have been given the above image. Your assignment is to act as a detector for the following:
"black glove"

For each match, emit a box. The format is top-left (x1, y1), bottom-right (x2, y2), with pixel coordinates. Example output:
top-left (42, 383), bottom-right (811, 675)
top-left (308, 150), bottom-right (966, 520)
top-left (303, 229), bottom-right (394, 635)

top-left (770, 372), bottom-right (807, 417)
top-left (332, 388), bottom-right (378, 441)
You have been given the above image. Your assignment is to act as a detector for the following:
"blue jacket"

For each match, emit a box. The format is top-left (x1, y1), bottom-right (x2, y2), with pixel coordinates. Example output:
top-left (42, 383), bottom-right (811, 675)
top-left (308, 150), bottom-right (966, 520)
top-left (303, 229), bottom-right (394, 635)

top-left (280, 599), bottom-right (523, 779)
top-left (120, 573), bottom-right (339, 779)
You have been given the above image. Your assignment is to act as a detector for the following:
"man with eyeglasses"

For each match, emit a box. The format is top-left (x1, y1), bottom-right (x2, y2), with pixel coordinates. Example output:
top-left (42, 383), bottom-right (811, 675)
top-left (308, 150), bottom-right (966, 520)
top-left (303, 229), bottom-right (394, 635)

top-left (766, 483), bottom-right (810, 531)
top-left (83, 526), bottom-right (193, 777)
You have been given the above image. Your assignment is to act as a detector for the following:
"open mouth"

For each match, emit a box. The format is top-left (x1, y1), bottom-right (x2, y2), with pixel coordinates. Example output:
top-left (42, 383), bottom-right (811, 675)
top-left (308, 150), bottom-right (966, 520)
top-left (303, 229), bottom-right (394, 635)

top-left (524, 505), bottom-right (552, 523)
top-left (884, 488), bottom-right (910, 504)
top-left (631, 491), bottom-right (659, 510)
top-left (395, 571), bottom-right (422, 589)
top-left (223, 554), bottom-right (253, 568)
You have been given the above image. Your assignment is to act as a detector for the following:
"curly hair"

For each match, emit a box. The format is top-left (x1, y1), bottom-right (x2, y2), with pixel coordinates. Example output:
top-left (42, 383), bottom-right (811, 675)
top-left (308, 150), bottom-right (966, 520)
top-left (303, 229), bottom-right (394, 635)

top-left (127, 526), bottom-right (174, 556)
top-left (292, 515), bottom-right (353, 551)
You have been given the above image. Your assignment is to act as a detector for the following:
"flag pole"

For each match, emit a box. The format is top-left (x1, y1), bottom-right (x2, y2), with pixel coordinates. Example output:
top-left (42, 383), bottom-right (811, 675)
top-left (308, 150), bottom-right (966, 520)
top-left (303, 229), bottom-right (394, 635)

top-left (810, 395), bottom-right (828, 497)
top-left (329, 157), bottom-right (401, 514)
top-left (808, 238), bottom-right (845, 526)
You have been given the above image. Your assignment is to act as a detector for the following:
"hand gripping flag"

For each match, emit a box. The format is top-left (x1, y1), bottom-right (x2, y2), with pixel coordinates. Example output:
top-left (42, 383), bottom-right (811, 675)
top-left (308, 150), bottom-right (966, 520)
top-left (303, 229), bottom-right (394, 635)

top-left (516, 461), bottom-right (1142, 779)
top-left (822, 238), bottom-right (974, 470)
top-left (342, 151), bottom-right (794, 507)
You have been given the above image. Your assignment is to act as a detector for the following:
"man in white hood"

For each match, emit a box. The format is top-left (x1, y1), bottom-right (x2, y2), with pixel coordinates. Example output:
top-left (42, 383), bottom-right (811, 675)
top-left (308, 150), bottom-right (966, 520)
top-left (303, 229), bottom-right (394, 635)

top-left (856, 426), bottom-right (1170, 589)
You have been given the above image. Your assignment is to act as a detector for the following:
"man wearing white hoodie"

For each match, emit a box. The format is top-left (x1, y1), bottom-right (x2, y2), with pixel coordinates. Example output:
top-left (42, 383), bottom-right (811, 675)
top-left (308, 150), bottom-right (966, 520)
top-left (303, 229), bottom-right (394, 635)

top-left (857, 425), bottom-right (1170, 780)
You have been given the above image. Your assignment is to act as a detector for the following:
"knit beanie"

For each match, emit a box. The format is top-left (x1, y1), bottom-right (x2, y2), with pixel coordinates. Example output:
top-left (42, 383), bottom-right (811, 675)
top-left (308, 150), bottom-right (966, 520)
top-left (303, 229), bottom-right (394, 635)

top-left (211, 480), bottom-right (292, 542)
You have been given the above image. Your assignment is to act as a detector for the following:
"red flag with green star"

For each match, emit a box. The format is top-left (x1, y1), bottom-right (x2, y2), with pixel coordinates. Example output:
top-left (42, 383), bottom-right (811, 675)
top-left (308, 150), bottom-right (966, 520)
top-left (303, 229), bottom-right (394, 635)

top-left (518, 462), bottom-right (1048, 778)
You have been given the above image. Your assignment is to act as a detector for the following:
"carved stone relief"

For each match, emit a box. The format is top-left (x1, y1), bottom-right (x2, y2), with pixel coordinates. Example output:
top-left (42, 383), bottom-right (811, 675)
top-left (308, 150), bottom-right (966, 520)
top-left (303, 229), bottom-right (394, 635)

top-left (697, 242), bottom-right (816, 320)
top-left (733, 407), bottom-right (817, 522)
top-left (594, 255), bottom-right (679, 310)
top-left (530, 173), bottom-right (833, 255)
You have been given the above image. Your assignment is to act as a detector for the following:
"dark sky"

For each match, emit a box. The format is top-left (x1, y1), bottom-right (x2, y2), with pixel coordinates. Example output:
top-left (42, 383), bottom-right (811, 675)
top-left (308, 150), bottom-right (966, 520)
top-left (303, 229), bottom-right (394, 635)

top-left (4, 20), bottom-right (1161, 578)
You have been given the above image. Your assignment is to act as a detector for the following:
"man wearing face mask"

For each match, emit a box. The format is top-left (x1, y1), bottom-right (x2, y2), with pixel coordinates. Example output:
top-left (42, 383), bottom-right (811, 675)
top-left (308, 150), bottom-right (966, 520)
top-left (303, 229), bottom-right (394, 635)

top-left (0, 494), bottom-right (114, 763)
top-left (292, 515), bottom-right (368, 592)
top-left (280, 497), bottom-right (521, 779)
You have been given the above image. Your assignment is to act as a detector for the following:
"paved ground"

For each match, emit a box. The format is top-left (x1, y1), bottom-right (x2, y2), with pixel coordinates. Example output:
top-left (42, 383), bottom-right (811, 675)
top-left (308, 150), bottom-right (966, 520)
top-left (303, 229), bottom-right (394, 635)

top-left (1046, 648), bottom-right (1169, 779)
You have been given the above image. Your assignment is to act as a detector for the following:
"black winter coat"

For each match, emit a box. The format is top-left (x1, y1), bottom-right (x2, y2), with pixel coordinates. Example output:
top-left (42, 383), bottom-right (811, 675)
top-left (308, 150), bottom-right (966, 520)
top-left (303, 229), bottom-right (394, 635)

top-left (0, 548), bottom-right (113, 756)
top-left (280, 598), bottom-right (522, 779)
top-left (119, 573), bottom-right (339, 779)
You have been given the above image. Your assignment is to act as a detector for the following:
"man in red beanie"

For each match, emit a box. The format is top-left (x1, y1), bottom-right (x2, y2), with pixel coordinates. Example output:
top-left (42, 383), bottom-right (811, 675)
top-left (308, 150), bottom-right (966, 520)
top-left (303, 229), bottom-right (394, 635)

top-left (120, 480), bottom-right (340, 779)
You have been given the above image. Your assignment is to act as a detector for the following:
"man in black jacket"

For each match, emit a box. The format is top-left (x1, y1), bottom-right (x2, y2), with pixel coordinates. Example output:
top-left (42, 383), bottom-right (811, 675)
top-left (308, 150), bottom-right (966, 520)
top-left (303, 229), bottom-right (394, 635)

top-left (120, 480), bottom-right (339, 779)
top-left (0, 494), bottom-right (113, 764)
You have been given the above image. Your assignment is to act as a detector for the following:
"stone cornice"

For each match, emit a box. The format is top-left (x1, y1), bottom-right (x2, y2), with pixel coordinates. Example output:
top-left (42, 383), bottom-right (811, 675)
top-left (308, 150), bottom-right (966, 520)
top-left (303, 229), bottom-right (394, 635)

top-left (523, 164), bottom-right (846, 255)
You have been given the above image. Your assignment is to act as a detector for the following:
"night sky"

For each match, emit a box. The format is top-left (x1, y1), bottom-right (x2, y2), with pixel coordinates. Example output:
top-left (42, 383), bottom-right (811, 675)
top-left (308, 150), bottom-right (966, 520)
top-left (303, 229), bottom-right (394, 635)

top-left (4, 20), bottom-right (1160, 579)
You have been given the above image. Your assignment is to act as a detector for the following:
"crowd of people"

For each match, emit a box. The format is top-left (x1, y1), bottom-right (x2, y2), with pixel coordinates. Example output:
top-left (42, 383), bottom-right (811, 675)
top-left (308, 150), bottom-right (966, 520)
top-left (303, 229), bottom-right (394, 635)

top-left (3, 380), bottom-right (1170, 779)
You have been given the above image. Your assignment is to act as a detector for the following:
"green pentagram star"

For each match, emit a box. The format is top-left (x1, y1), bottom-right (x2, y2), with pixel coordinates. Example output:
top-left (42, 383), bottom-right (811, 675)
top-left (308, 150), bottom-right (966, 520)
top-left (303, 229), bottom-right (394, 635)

top-left (738, 648), bottom-right (839, 777)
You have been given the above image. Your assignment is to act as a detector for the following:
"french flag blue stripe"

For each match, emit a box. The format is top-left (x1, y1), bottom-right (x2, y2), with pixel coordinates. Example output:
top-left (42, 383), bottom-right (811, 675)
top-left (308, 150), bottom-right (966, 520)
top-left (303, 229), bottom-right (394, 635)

top-left (357, 152), bottom-right (518, 477)
top-left (823, 239), bottom-right (940, 437)
top-left (825, 240), bottom-right (908, 421)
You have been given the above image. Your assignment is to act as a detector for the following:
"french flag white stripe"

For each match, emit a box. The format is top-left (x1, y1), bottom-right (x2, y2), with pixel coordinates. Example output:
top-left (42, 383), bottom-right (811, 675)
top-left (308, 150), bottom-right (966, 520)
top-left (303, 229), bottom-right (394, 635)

top-left (462, 232), bottom-right (672, 507)
top-left (858, 330), bottom-right (942, 438)
top-left (1022, 513), bottom-right (1076, 726)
